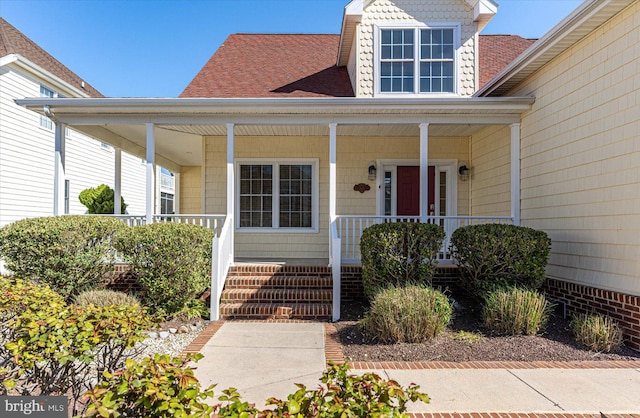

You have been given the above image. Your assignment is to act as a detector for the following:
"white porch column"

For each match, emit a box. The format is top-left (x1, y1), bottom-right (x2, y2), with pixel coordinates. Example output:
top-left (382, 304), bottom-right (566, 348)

top-left (226, 123), bottom-right (235, 260)
top-left (145, 123), bottom-right (155, 225)
top-left (53, 122), bottom-right (66, 216)
top-left (329, 123), bottom-right (337, 222)
top-left (174, 172), bottom-right (181, 214)
top-left (510, 123), bottom-right (521, 226)
top-left (114, 147), bottom-right (122, 215)
top-left (419, 122), bottom-right (429, 223)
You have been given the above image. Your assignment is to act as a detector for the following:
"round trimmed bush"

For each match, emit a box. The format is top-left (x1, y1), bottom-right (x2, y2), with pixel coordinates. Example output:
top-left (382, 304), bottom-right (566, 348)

top-left (450, 223), bottom-right (551, 299)
top-left (113, 222), bottom-right (214, 316)
top-left (482, 287), bottom-right (551, 336)
top-left (362, 285), bottom-right (452, 343)
top-left (361, 222), bottom-right (445, 301)
top-left (74, 289), bottom-right (140, 308)
top-left (0, 216), bottom-right (128, 301)
top-left (571, 313), bottom-right (623, 352)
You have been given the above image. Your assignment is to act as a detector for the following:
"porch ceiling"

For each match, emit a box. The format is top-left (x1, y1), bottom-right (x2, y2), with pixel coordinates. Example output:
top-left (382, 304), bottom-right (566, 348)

top-left (17, 97), bottom-right (535, 169)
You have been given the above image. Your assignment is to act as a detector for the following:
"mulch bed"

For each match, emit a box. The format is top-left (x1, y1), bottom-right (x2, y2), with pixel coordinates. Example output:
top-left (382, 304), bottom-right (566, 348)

top-left (335, 295), bottom-right (640, 363)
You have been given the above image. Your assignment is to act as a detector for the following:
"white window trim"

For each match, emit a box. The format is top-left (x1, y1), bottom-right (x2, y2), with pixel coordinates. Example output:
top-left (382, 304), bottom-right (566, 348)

top-left (235, 158), bottom-right (320, 234)
top-left (375, 159), bottom-right (458, 217)
top-left (373, 23), bottom-right (461, 98)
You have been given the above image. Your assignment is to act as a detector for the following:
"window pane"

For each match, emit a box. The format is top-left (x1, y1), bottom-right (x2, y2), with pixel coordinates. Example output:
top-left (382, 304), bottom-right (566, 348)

top-left (279, 164), bottom-right (312, 228)
top-left (381, 29), bottom-right (391, 44)
top-left (381, 45), bottom-right (391, 60)
top-left (239, 164), bottom-right (272, 227)
top-left (381, 62), bottom-right (391, 77)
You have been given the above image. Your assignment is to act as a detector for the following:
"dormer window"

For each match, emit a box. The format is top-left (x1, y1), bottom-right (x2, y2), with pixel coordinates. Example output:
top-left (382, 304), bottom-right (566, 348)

top-left (376, 26), bottom-right (458, 95)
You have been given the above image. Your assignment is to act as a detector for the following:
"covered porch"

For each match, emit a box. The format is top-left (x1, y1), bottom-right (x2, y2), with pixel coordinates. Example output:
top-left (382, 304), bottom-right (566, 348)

top-left (17, 97), bottom-right (534, 320)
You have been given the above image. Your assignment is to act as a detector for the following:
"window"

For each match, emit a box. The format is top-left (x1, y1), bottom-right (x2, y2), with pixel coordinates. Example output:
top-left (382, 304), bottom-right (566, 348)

top-left (160, 192), bottom-right (174, 214)
top-left (378, 27), bottom-right (456, 95)
top-left (39, 85), bottom-right (55, 129)
top-left (237, 161), bottom-right (317, 231)
top-left (64, 179), bottom-right (70, 215)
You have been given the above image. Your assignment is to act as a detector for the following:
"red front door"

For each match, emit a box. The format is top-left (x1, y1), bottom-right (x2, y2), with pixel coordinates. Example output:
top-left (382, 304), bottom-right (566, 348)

top-left (397, 166), bottom-right (435, 216)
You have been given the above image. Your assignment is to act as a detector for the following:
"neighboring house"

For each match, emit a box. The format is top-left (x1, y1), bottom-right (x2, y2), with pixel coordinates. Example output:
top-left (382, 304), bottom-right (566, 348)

top-left (15, 0), bottom-right (639, 349)
top-left (0, 18), bottom-right (173, 229)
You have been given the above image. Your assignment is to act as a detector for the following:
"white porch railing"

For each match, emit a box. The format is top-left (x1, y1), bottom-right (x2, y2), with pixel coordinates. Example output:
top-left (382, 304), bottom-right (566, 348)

top-left (336, 215), bottom-right (514, 264)
top-left (330, 219), bottom-right (341, 322)
top-left (153, 214), bottom-right (226, 235)
top-left (210, 215), bottom-right (233, 321)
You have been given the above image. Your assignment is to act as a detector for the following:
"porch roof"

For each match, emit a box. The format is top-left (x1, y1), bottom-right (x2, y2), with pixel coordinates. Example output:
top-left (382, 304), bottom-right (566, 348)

top-left (16, 96), bottom-right (534, 170)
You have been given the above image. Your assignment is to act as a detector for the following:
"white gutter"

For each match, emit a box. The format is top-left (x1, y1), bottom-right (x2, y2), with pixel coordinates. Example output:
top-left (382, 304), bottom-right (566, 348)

top-left (1, 53), bottom-right (94, 99)
top-left (476, 0), bottom-right (631, 97)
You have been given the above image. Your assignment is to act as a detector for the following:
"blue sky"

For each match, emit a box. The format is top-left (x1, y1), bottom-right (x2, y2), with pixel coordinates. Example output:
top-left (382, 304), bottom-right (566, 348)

top-left (1, 0), bottom-right (582, 97)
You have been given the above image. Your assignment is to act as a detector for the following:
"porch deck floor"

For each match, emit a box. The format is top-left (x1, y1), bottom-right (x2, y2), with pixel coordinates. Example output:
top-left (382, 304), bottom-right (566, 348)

top-left (234, 258), bottom-right (330, 266)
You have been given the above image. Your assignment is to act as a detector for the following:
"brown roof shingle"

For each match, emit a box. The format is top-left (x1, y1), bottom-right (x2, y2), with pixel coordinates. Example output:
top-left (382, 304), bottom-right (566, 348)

top-left (0, 17), bottom-right (103, 98)
top-left (478, 34), bottom-right (536, 90)
top-left (180, 34), bottom-right (354, 98)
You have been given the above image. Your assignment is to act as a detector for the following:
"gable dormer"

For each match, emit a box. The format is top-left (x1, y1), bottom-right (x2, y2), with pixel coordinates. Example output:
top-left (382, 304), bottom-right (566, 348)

top-left (338, 0), bottom-right (497, 97)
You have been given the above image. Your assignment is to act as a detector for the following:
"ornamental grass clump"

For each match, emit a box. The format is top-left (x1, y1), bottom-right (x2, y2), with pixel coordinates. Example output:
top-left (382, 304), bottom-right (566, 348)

top-left (483, 287), bottom-right (551, 336)
top-left (74, 289), bottom-right (140, 308)
top-left (572, 313), bottom-right (623, 353)
top-left (363, 285), bottom-right (452, 343)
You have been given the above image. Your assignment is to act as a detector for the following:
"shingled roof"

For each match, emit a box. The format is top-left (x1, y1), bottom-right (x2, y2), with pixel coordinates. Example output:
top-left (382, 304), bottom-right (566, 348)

top-left (0, 17), bottom-right (103, 98)
top-left (181, 33), bottom-right (535, 98)
top-left (479, 34), bottom-right (536, 89)
top-left (180, 34), bottom-right (355, 98)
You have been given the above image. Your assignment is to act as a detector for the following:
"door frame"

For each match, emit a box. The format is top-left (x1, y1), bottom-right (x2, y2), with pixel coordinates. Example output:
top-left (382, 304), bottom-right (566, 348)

top-left (375, 159), bottom-right (458, 217)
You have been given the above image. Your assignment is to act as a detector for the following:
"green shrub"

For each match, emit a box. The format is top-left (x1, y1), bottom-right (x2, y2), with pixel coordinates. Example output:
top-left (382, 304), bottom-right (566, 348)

top-left (361, 222), bottom-right (445, 300)
top-left (74, 289), bottom-right (140, 308)
top-left (0, 216), bottom-right (128, 301)
top-left (450, 223), bottom-right (551, 299)
top-left (79, 183), bottom-right (127, 214)
top-left (174, 298), bottom-right (209, 320)
top-left (114, 222), bottom-right (214, 316)
top-left (265, 362), bottom-right (430, 417)
top-left (362, 285), bottom-right (452, 343)
top-left (483, 287), bottom-right (551, 336)
top-left (572, 313), bottom-right (623, 352)
top-left (1, 277), bottom-right (152, 415)
top-left (84, 354), bottom-right (217, 418)
top-left (85, 360), bottom-right (429, 418)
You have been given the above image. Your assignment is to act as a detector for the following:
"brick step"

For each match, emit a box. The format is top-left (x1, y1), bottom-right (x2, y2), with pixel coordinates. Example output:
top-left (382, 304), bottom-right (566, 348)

top-left (228, 265), bottom-right (331, 278)
top-left (224, 276), bottom-right (332, 289)
top-left (219, 302), bottom-right (332, 320)
top-left (221, 288), bottom-right (332, 304)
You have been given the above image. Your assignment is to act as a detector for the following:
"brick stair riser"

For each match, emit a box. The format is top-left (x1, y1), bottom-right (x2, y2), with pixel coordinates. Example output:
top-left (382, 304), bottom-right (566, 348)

top-left (224, 276), bottom-right (332, 289)
top-left (220, 303), bottom-right (332, 320)
top-left (221, 289), bottom-right (332, 304)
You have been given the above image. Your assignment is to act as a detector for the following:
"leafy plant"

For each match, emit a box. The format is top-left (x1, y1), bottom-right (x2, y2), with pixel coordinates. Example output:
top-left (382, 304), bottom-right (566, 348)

top-left (74, 289), bottom-right (141, 308)
top-left (450, 224), bottom-right (551, 299)
top-left (1, 277), bottom-right (152, 416)
top-left (483, 287), bottom-right (551, 336)
top-left (572, 313), bottom-right (624, 352)
top-left (84, 354), bottom-right (216, 418)
top-left (113, 222), bottom-right (214, 316)
top-left (264, 362), bottom-right (430, 417)
top-left (362, 285), bottom-right (452, 343)
top-left (360, 222), bottom-right (445, 300)
top-left (451, 330), bottom-right (483, 343)
top-left (175, 298), bottom-right (210, 320)
top-left (79, 183), bottom-right (127, 214)
top-left (0, 215), bottom-right (128, 301)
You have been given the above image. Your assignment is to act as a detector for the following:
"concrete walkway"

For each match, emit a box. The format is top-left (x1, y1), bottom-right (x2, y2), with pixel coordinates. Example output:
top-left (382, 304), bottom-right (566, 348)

top-left (192, 322), bottom-right (640, 414)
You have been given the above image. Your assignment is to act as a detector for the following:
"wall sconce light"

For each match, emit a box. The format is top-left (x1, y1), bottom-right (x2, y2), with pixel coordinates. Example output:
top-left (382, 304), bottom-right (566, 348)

top-left (368, 162), bottom-right (377, 181)
top-left (458, 163), bottom-right (470, 181)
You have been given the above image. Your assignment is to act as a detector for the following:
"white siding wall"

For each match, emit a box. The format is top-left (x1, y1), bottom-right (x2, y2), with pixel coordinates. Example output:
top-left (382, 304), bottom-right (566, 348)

top-left (507, 3), bottom-right (640, 296)
top-left (0, 65), bottom-right (147, 227)
top-left (357, 0), bottom-right (478, 97)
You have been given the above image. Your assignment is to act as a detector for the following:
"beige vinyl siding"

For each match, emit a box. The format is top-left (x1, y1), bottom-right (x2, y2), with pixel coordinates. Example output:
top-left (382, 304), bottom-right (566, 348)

top-left (506, 2), bottom-right (640, 295)
top-left (179, 166), bottom-right (202, 214)
top-left (357, 0), bottom-right (478, 97)
top-left (469, 125), bottom-right (511, 216)
top-left (203, 134), bottom-right (469, 259)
